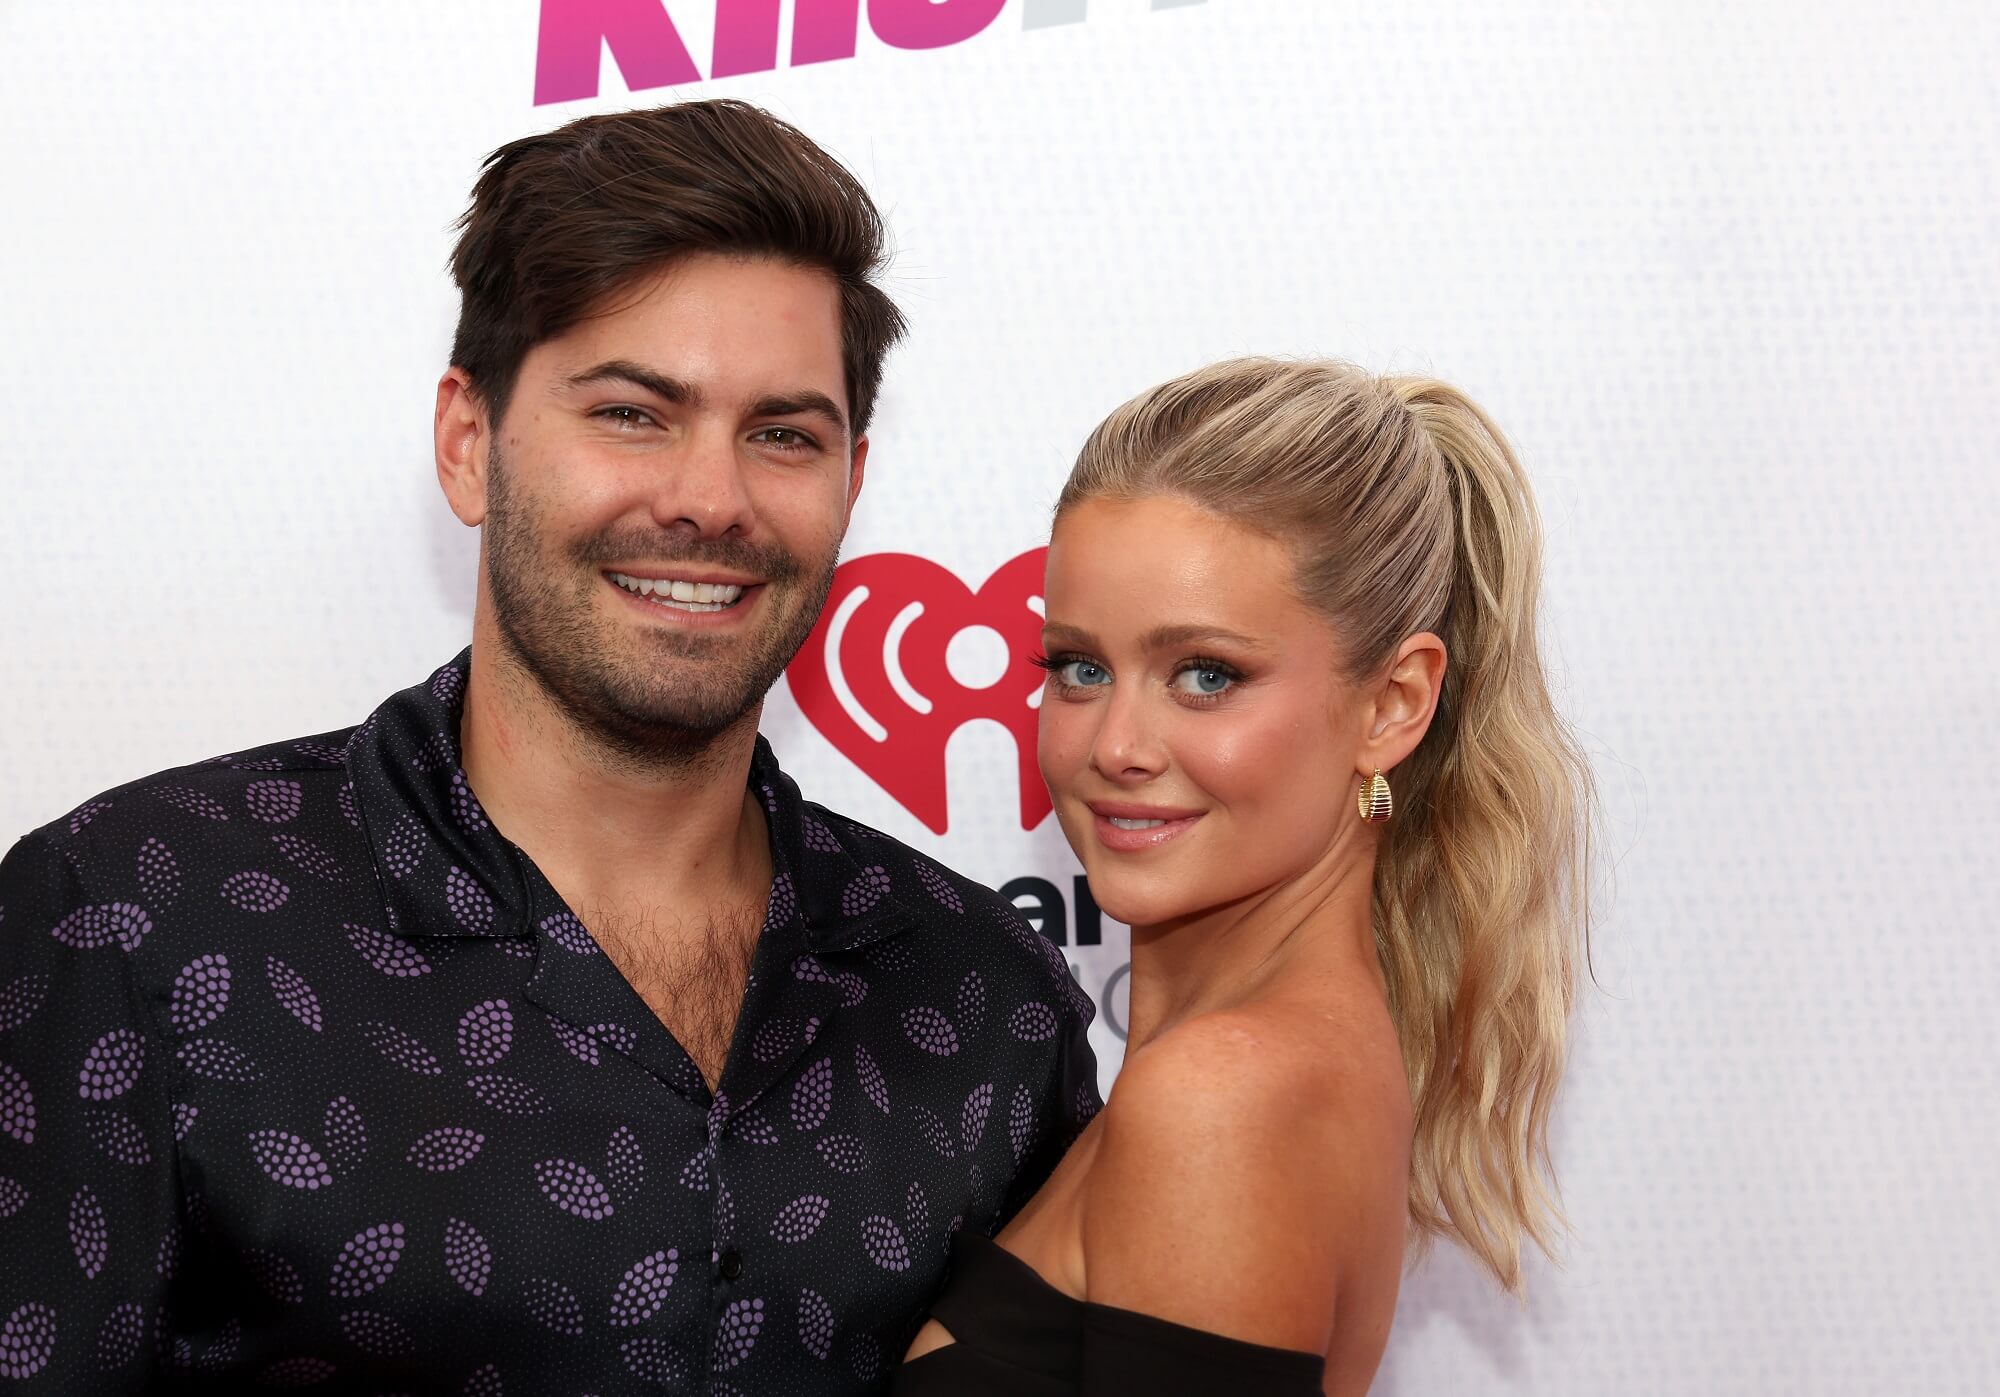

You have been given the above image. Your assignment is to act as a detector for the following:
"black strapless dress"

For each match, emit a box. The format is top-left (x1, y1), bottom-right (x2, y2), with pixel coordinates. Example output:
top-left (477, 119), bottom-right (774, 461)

top-left (893, 1231), bottom-right (1326, 1396)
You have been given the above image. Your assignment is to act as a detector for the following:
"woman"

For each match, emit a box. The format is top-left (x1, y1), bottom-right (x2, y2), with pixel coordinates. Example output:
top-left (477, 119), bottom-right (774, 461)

top-left (896, 358), bottom-right (1594, 1395)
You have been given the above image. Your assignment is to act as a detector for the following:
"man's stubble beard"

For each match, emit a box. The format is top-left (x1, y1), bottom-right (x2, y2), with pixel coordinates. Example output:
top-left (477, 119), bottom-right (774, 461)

top-left (482, 442), bottom-right (840, 772)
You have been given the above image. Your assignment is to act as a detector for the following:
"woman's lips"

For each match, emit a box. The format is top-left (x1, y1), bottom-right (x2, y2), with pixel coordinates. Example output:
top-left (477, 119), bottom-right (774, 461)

top-left (1087, 803), bottom-right (1204, 852)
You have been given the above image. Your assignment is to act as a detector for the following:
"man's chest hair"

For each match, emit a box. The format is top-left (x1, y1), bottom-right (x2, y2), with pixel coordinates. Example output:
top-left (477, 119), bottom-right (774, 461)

top-left (582, 900), bottom-right (763, 1084)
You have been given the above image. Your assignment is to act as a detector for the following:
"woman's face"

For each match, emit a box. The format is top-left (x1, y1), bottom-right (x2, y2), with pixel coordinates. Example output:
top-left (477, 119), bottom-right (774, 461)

top-left (1037, 494), bottom-right (1369, 930)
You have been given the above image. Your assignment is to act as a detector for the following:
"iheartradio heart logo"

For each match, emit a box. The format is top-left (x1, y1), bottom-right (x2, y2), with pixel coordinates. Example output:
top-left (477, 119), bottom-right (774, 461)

top-left (785, 549), bottom-right (1049, 835)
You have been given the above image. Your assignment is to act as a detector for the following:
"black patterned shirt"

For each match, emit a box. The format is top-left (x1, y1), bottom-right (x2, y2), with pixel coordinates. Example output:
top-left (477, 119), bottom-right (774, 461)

top-left (0, 652), bottom-right (1099, 1394)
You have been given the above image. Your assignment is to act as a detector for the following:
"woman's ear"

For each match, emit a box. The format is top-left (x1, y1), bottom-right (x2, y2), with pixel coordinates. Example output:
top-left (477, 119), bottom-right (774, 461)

top-left (1360, 632), bottom-right (1447, 774)
top-left (435, 368), bottom-right (491, 527)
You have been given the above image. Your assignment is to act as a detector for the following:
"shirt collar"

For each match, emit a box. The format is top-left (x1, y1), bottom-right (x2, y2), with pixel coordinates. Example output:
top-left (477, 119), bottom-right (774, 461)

top-left (344, 650), bottom-right (918, 953)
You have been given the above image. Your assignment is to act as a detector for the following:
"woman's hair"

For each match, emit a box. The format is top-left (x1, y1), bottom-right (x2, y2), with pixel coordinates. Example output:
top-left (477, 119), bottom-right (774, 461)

top-left (1058, 357), bottom-right (1594, 1292)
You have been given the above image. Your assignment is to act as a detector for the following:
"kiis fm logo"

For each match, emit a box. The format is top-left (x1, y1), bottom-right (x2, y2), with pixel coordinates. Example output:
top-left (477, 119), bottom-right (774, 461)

top-left (786, 549), bottom-right (1048, 836)
top-left (536, 0), bottom-right (1207, 104)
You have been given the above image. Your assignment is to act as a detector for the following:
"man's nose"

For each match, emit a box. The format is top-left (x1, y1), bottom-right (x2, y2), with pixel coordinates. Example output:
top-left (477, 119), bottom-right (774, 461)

top-left (649, 425), bottom-right (755, 539)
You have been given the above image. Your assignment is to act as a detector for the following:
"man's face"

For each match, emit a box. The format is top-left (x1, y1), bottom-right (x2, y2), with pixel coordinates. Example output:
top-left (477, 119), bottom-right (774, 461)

top-left (477, 253), bottom-right (864, 763)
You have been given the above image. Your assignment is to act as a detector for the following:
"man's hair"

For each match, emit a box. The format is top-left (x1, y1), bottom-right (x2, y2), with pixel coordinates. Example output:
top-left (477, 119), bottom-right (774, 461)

top-left (449, 99), bottom-right (906, 440)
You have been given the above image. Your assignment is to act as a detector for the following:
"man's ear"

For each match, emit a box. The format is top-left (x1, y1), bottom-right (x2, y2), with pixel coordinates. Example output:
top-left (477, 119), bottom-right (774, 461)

top-left (1359, 632), bottom-right (1448, 776)
top-left (435, 368), bottom-right (491, 527)
top-left (842, 434), bottom-right (870, 526)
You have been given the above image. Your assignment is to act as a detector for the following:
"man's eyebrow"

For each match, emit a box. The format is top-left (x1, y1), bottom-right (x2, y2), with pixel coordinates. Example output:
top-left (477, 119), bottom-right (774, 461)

top-left (562, 360), bottom-right (701, 407)
top-left (749, 391), bottom-right (848, 437)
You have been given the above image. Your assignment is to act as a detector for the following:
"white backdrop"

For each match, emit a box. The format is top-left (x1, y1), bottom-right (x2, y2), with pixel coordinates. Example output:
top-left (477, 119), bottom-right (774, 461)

top-left (3, 1), bottom-right (1997, 1392)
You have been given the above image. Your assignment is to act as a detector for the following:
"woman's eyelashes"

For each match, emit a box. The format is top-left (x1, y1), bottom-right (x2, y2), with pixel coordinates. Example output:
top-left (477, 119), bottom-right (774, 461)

top-left (1032, 652), bottom-right (1245, 703)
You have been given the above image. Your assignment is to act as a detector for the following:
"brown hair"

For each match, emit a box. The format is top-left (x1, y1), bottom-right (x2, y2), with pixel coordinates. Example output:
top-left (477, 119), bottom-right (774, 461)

top-left (449, 99), bottom-right (906, 438)
top-left (1060, 358), bottom-right (1595, 1292)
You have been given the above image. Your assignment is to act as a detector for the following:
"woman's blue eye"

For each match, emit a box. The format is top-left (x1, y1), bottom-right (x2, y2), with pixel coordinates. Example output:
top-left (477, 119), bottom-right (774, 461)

top-left (1057, 660), bottom-right (1110, 687)
top-left (1172, 667), bottom-right (1235, 697)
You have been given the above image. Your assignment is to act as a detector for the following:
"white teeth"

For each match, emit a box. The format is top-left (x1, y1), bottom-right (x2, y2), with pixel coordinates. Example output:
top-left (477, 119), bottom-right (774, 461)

top-left (608, 573), bottom-right (745, 609)
top-left (1108, 817), bottom-right (1168, 830)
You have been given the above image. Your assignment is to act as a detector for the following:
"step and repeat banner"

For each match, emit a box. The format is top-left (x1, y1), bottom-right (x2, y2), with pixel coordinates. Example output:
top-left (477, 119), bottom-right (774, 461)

top-left (3, 1), bottom-right (1995, 1392)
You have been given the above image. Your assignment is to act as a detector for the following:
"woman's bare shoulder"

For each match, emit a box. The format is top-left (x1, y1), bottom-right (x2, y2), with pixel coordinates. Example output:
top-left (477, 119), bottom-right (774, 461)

top-left (1076, 1006), bottom-right (1411, 1354)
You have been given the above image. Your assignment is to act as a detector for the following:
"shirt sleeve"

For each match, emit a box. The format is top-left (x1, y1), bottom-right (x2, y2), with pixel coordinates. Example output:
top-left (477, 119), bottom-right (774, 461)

top-left (0, 831), bottom-right (178, 1391)
top-left (997, 957), bottom-right (1102, 1224)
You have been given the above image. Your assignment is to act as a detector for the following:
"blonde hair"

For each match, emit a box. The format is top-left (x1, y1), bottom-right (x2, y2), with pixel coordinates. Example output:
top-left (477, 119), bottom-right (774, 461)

top-left (1058, 357), bottom-right (1594, 1291)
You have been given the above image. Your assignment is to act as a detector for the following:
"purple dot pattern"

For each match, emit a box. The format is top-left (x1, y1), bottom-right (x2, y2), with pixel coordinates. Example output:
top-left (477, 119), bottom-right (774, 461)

top-left (790, 1057), bottom-right (834, 1130)
top-left (323, 1096), bottom-right (368, 1175)
top-left (0, 974), bottom-right (46, 1033)
top-left (83, 1107), bottom-right (149, 1164)
top-left (168, 953), bottom-right (231, 1033)
top-left (1009, 1001), bottom-right (1060, 1042)
top-left (244, 1248), bottom-right (306, 1305)
top-left (0, 655), bottom-right (1100, 1391)
top-left (175, 1036), bottom-right (260, 1082)
top-left (538, 911), bottom-right (596, 956)
top-left (0, 1303), bottom-right (56, 1380)
top-left (770, 1193), bottom-right (831, 1243)
top-left (50, 902), bottom-right (151, 951)
top-left (259, 1355), bottom-right (337, 1386)
top-left (135, 838), bottom-right (181, 908)
top-left (219, 870), bottom-right (289, 913)
top-left (359, 1022), bottom-right (444, 1076)
top-left (548, 1019), bottom-right (600, 1065)
top-left (714, 1296), bottom-right (765, 1369)
top-left (266, 956), bottom-right (323, 1032)
top-left (153, 785), bottom-right (229, 821)
top-left (815, 1134), bottom-right (868, 1175)
top-left (249, 1131), bottom-right (336, 1190)
top-left (798, 1288), bottom-right (835, 1360)
top-left (407, 1126), bottom-right (485, 1173)
top-left (860, 1215), bottom-right (911, 1272)
top-left (840, 865), bottom-right (892, 917)
top-left (914, 1106), bottom-right (958, 1159)
top-left (533, 1159), bottom-right (615, 1220)
top-left (457, 999), bottom-right (514, 1067)
top-left (345, 923), bottom-right (431, 978)
top-left (466, 1073), bottom-right (549, 1117)
top-left (69, 1186), bottom-right (109, 1276)
top-left (902, 1006), bottom-right (961, 1056)
top-left (246, 779), bottom-right (304, 823)
top-left (78, 1028), bottom-right (146, 1100)
top-left (1009, 1084), bottom-right (1038, 1163)
top-left (521, 1276), bottom-right (586, 1335)
top-left (329, 1222), bottom-right (406, 1297)
top-left (444, 866), bottom-right (494, 933)
top-left (621, 1336), bottom-right (687, 1384)
top-left (96, 1301), bottom-right (145, 1370)
top-left (271, 832), bottom-right (344, 883)
top-left (339, 1308), bottom-right (416, 1356)
top-left (68, 799), bottom-right (113, 833)
top-left (0, 1062), bottom-right (37, 1143)
top-left (956, 970), bottom-right (989, 1032)
top-left (961, 1083), bottom-right (994, 1151)
top-left (607, 1248), bottom-right (679, 1325)
top-left (443, 1217), bottom-right (493, 1297)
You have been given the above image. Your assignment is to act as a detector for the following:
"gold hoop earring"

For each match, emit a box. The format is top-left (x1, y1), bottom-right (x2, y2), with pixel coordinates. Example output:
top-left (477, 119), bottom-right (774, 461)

top-left (1357, 768), bottom-right (1393, 823)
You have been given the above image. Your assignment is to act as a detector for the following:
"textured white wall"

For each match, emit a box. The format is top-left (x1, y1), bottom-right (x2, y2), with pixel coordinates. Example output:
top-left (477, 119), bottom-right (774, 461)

top-left (2, 1), bottom-right (1995, 1391)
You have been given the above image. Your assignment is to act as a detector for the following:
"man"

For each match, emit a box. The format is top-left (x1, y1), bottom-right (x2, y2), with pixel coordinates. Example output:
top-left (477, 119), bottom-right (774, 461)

top-left (0, 100), bottom-right (1098, 1394)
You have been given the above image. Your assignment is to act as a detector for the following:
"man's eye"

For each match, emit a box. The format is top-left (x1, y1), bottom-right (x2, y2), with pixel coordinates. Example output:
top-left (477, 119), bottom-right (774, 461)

top-left (1171, 666), bottom-right (1236, 697)
top-left (596, 406), bottom-right (653, 430)
top-left (1057, 661), bottom-right (1110, 688)
top-left (753, 427), bottom-right (815, 450)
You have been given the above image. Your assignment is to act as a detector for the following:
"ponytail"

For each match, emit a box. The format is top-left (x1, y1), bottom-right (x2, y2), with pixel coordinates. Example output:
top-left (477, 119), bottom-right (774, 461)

top-left (1378, 377), bottom-right (1593, 1291)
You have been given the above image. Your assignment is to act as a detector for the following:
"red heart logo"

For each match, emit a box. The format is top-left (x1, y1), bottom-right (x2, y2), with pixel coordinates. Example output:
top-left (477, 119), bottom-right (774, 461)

top-left (785, 549), bottom-right (1049, 834)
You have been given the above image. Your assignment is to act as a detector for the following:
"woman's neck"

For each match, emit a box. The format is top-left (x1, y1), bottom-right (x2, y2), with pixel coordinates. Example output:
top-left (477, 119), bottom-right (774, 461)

top-left (1122, 840), bottom-right (1384, 1056)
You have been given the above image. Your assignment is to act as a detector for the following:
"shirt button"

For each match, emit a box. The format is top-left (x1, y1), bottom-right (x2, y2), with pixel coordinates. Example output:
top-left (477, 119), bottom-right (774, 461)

top-left (719, 1249), bottom-right (744, 1281)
